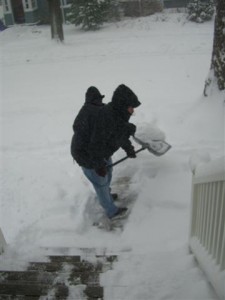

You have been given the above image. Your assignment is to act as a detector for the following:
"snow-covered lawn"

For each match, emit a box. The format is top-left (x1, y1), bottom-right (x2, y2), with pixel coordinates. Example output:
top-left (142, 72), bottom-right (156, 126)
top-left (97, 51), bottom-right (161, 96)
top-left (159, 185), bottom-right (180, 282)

top-left (0, 12), bottom-right (224, 299)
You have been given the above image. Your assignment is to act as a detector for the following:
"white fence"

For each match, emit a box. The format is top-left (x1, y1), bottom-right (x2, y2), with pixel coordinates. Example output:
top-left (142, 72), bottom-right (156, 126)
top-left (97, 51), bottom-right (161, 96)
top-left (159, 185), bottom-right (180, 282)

top-left (189, 157), bottom-right (225, 300)
top-left (0, 228), bottom-right (7, 254)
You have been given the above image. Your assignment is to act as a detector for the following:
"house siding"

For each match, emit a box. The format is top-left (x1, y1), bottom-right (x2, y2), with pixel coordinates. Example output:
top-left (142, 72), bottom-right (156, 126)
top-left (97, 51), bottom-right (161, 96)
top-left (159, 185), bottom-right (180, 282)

top-left (37, 0), bottom-right (49, 24)
top-left (163, 0), bottom-right (189, 8)
top-left (1, 0), bottom-right (189, 26)
top-left (4, 12), bottom-right (14, 26)
top-left (0, 2), bottom-right (4, 21)
top-left (0, 0), bottom-right (48, 26)
top-left (24, 9), bottom-right (39, 24)
top-left (120, 0), bottom-right (163, 17)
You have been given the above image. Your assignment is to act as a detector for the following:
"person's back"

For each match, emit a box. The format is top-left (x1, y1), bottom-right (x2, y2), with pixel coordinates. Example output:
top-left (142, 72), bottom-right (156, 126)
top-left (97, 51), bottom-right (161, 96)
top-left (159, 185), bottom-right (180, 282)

top-left (71, 86), bottom-right (105, 168)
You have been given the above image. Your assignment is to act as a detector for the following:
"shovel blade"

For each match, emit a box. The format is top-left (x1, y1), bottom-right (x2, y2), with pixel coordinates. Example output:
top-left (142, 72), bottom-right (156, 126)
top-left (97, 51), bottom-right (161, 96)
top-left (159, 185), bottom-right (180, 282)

top-left (148, 140), bottom-right (171, 156)
top-left (133, 136), bottom-right (171, 156)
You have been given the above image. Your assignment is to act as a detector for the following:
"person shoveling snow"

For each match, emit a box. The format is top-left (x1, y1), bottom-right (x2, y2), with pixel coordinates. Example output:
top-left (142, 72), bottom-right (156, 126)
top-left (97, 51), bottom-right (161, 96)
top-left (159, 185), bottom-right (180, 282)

top-left (71, 84), bottom-right (171, 228)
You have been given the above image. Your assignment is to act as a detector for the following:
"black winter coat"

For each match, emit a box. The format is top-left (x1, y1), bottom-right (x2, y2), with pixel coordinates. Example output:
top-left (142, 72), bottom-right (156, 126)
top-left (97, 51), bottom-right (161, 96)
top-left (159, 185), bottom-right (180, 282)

top-left (71, 84), bottom-right (141, 169)
top-left (71, 87), bottom-right (104, 168)
top-left (87, 103), bottom-right (136, 168)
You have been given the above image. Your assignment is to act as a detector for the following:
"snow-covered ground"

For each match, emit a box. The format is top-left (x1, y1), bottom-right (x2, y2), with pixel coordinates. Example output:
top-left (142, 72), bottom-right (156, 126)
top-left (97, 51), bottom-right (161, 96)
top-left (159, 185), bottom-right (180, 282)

top-left (0, 11), bottom-right (224, 299)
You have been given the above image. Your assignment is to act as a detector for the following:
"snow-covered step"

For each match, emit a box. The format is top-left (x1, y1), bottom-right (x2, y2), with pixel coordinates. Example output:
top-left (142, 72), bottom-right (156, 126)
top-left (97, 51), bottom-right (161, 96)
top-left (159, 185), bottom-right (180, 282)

top-left (0, 251), bottom-right (117, 299)
top-left (0, 282), bottom-right (51, 297)
top-left (41, 246), bottom-right (119, 262)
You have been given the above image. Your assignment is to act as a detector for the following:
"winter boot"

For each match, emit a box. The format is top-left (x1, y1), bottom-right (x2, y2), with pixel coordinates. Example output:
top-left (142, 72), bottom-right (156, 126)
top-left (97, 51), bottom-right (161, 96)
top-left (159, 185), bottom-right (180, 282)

top-left (111, 193), bottom-right (118, 201)
top-left (110, 207), bottom-right (128, 220)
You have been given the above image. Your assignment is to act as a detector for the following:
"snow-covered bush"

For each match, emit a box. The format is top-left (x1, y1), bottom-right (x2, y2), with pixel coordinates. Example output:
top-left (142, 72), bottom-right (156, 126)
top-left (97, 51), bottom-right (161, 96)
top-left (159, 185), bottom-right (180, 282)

top-left (67, 0), bottom-right (118, 30)
top-left (187, 0), bottom-right (214, 23)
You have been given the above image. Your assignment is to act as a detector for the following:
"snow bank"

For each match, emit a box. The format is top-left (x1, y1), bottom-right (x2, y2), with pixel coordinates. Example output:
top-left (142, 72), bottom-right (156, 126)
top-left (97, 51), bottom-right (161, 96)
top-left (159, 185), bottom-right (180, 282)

top-left (194, 156), bottom-right (225, 183)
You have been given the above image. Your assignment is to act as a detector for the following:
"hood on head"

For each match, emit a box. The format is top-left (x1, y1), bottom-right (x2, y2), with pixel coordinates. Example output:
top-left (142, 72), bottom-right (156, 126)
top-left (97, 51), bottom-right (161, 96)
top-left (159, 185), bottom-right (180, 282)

top-left (85, 86), bottom-right (105, 105)
top-left (111, 84), bottom-right (141, 110)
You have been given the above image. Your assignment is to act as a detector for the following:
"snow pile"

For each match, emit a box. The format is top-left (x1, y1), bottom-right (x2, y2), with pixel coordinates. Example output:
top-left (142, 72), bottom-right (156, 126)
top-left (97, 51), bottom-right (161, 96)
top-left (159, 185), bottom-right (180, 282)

top-left (0, 11), bottom-right (224, 299)
top-left (135, 122), bottom-right (166, 141)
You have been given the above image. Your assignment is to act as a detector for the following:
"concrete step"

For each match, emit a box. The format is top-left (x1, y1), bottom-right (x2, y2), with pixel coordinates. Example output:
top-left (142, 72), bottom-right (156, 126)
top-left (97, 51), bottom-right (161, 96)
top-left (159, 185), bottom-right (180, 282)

top-left (0, 281), bottom-right (103, 299)
top-left (27, 261), bottom-right (103, 273)
top-left (0, 252), bottom-right (117, 299)
top-left (0, 282), bottom-right (49, 296)
top-left (48, 254), bottom-right (117, 264)
top-left (0, 270), bottom-right (54, 283)
top-left (0, 296), bottom-right (40, 300)
top-left (85, 286), bottom-right (104, 299)
top-left (48, 255), bottom-right (81, 263)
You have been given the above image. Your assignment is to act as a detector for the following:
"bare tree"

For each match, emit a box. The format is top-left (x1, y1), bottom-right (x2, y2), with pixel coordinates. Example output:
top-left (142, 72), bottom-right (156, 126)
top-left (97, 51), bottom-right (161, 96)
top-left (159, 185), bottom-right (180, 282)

top-left (48, 0), bottom-right (64, 42)
top-left (204, 0), bottom-right (225, 95)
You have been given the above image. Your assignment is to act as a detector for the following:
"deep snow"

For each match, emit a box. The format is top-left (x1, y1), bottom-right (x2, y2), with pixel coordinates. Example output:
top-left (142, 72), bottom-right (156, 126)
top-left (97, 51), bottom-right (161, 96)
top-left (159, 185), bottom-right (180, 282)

top-left (0, 11), bottom-right (224, 300)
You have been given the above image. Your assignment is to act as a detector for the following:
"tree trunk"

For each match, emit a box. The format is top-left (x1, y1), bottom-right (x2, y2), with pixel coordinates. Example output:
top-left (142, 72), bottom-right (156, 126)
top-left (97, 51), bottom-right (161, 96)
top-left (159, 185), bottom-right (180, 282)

top-left (204, 0), bottom-right (225, 95)
top-left (48, 0), bottom-right (64, 42)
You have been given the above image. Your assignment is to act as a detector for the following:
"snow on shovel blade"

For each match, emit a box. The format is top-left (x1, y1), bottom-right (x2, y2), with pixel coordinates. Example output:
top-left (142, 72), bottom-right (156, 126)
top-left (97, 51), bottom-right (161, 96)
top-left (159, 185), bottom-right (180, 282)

top-left (133, 136), bottom-right (171, 156)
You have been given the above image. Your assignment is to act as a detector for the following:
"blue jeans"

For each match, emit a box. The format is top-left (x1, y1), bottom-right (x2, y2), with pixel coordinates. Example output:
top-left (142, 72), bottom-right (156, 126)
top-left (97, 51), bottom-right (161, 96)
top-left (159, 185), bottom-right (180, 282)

top-left (82, 159), bottom-right (118, 218)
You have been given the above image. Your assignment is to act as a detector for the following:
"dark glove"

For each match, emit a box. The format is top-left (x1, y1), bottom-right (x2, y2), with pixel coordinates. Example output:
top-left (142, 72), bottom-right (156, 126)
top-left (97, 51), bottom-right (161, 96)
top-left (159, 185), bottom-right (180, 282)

top-left (128, 123), bottom-right (136, 137)
top-left (95, 166), bottom-right (107, 177)
top-left (126, 146), bottom-right (136, 158)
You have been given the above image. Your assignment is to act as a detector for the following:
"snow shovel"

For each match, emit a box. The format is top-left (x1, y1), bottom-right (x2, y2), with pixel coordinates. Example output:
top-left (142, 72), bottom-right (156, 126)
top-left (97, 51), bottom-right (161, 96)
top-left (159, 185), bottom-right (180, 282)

top-left (108, 136), bottom-right (171, 168)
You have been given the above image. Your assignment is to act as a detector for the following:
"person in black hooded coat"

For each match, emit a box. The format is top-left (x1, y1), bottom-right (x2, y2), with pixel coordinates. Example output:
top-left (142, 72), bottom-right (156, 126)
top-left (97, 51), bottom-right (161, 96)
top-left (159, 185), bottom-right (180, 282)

top-left (88, 84), bottom-right (141, 173)
top-left (71, 86), bottom-right (105, 168)
top-left (71, 84), bottom-right (141, 220)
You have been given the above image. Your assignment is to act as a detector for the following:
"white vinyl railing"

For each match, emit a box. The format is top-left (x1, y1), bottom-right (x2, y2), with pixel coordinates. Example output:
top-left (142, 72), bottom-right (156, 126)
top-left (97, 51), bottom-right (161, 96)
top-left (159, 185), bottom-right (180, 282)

top-left (189, 157), bottom-right (225, 300)
top-left (0, 228), bottom-right (7, 254)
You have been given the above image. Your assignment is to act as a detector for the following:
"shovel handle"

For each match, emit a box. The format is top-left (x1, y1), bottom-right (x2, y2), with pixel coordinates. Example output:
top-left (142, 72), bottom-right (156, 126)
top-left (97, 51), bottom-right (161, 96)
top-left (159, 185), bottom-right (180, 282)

top-left (107, 147), bottom-right (146, 168)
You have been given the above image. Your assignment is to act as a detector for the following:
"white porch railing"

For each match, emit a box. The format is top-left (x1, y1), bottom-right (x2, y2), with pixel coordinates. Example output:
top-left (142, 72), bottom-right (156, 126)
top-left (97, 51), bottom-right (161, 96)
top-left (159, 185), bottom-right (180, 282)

top-left (189, 157), bottom-right (225, 300)
top-left (0, 228), bottom-right (7, 254)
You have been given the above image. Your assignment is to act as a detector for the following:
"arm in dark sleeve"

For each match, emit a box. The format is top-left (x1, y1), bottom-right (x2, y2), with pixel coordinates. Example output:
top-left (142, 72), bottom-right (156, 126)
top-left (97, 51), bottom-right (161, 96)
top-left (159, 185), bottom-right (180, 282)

top-left (120, 122), bottom-right (136, 157)
top-left (121, 139), bottom-right (135, 153)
